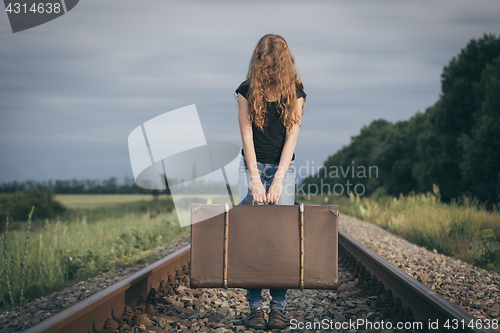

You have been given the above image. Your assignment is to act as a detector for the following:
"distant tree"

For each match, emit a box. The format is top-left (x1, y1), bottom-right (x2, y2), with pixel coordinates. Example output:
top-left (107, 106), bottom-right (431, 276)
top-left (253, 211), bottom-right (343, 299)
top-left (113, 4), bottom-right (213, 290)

top-left (302, 34), bottom-right (500, 203)
top-left (459, 55), bottom-right (500, 202)
top-left (424, 33), bottom-right (500, 200)
top-left (151, 189), bottom-right (160, 200)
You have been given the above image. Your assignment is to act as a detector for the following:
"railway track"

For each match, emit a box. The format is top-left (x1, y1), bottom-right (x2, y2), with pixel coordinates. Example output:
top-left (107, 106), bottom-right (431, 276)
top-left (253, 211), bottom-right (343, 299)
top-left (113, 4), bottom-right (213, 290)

top-left (22, 246), bottom-right (190, 333)
top-left (22, 204), bottom-right (496, 333)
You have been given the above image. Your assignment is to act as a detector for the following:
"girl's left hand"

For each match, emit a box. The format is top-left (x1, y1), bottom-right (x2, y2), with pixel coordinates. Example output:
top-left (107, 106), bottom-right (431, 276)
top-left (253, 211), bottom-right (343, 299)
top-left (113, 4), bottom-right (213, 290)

top-left (267, 178), bottom-right (283, 203)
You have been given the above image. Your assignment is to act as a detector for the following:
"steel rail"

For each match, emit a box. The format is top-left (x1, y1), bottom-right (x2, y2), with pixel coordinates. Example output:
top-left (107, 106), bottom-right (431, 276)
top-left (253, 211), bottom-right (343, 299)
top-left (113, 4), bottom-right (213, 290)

top-left (292, 200), bottom-right (493, 333)
top-left (339, 227), bottom-right (493, 333)
top-left (22, 245), bottom-right (191, 333)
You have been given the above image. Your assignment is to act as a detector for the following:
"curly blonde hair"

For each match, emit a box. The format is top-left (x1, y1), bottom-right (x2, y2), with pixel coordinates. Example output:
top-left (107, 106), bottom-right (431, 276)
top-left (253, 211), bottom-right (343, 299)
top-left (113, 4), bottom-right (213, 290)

top-left (247, 34), bottom-right (305, 132)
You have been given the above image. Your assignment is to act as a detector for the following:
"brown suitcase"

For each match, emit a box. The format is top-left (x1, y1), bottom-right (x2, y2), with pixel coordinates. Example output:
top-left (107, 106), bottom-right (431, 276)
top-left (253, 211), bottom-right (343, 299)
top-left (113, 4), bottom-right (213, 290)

top-left (190, 203), bottom-right (339, 290)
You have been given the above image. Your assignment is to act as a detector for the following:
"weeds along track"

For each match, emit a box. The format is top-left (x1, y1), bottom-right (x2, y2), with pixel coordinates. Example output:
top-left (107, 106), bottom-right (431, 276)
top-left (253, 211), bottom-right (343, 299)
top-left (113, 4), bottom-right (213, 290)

top-left (22, 207), bottom-right (495, 333)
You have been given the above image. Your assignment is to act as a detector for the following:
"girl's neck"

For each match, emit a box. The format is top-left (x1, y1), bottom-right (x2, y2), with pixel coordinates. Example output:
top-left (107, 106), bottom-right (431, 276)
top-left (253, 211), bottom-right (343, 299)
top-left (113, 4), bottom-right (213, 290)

top-left (265, 82), bottom-right (278, 102)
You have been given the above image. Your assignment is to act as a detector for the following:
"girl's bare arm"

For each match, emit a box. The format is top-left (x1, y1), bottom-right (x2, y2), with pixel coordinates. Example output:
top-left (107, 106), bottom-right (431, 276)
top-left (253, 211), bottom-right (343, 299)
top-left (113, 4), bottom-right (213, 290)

top-left (267, 97), bottom-right (304, 203)
top-left (238, 93), bottom-right (267, 203)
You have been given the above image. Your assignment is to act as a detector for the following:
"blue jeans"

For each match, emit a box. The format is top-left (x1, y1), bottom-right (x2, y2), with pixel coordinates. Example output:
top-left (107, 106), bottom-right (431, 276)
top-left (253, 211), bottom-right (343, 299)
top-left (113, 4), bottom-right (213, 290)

top-left (238, 156), bottom-right (296, 310)
top-left (238, 156), bottom-right (296, 206)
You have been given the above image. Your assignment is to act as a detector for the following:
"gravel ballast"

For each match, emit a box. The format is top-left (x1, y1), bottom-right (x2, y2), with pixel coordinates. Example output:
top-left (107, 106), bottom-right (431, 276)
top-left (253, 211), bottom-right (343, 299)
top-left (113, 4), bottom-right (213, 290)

top-left (340, 215), bottom-right (500, 326)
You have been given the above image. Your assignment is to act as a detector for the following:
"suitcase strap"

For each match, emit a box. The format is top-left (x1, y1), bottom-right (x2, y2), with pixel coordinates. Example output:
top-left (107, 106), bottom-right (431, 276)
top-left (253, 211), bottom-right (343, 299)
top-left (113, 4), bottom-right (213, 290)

top-left (223, 203), bottom-right (230, 289)
top-left (299, 203), bottom-right (305, 291)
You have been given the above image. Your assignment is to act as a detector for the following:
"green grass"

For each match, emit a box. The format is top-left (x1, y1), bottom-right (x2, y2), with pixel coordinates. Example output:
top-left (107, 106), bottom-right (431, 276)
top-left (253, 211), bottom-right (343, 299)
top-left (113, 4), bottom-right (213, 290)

top-left (297, 185), bottom-right (500, 273)
top-left (61, 196), bottom-right (175, 223)
top-left (55, 194), bottom-right (155, 209)
top-left (1, 195), bottom-right (189, 312)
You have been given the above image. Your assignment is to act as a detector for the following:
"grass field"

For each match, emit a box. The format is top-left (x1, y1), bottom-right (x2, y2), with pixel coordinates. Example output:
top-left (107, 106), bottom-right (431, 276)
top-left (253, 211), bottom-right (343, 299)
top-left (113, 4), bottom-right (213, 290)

top-left (55, 194), bottom-right (155, 209)
top-left (1, 194), bottom-right (189, 312)
top-left (298, 186), bottom-right (500, 273)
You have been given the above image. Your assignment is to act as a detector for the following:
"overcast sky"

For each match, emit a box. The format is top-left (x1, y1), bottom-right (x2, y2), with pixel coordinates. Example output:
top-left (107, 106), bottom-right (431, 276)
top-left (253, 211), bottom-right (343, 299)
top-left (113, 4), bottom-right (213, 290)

top-left (1, 0), bottom-right (499, 185)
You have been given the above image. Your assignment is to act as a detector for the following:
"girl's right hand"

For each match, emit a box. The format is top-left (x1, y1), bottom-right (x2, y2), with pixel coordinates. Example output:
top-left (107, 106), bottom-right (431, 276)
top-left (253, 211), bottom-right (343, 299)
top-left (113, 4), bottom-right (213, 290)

top-left (251, 180), bottom-right (267, 203)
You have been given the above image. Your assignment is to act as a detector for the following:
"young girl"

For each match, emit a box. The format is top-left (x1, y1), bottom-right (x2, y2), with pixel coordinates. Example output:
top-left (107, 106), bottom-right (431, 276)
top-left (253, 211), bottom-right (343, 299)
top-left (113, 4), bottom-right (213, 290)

top-left (236, 34), bottom-right (306, 330)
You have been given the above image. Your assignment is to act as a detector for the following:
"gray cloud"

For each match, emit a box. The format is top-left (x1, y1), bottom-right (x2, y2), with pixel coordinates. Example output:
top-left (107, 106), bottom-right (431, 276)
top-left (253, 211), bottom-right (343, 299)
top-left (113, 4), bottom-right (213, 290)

top-left (1, 1), bottom-right (499, 183)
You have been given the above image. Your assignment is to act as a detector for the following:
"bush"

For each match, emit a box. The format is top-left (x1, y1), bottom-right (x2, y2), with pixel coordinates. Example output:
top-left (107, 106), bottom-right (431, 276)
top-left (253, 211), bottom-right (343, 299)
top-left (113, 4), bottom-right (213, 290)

top-left (0, 189), bottom-right (66, 226)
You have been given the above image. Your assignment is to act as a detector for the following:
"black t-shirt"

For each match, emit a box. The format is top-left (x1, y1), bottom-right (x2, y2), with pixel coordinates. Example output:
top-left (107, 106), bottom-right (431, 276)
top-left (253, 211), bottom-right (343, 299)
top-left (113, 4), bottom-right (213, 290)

top-left (236, 80), bottom-right (306, 164)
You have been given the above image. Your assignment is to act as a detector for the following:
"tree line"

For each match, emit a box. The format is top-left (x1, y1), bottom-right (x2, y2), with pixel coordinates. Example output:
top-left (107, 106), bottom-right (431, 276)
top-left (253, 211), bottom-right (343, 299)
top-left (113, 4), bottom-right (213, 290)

top-left (0, 177), bottom-right (155, 194)
top-left (302, 34), bottom-right (500, 203)
top-left (0, 177), bottom-right (231, 196)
